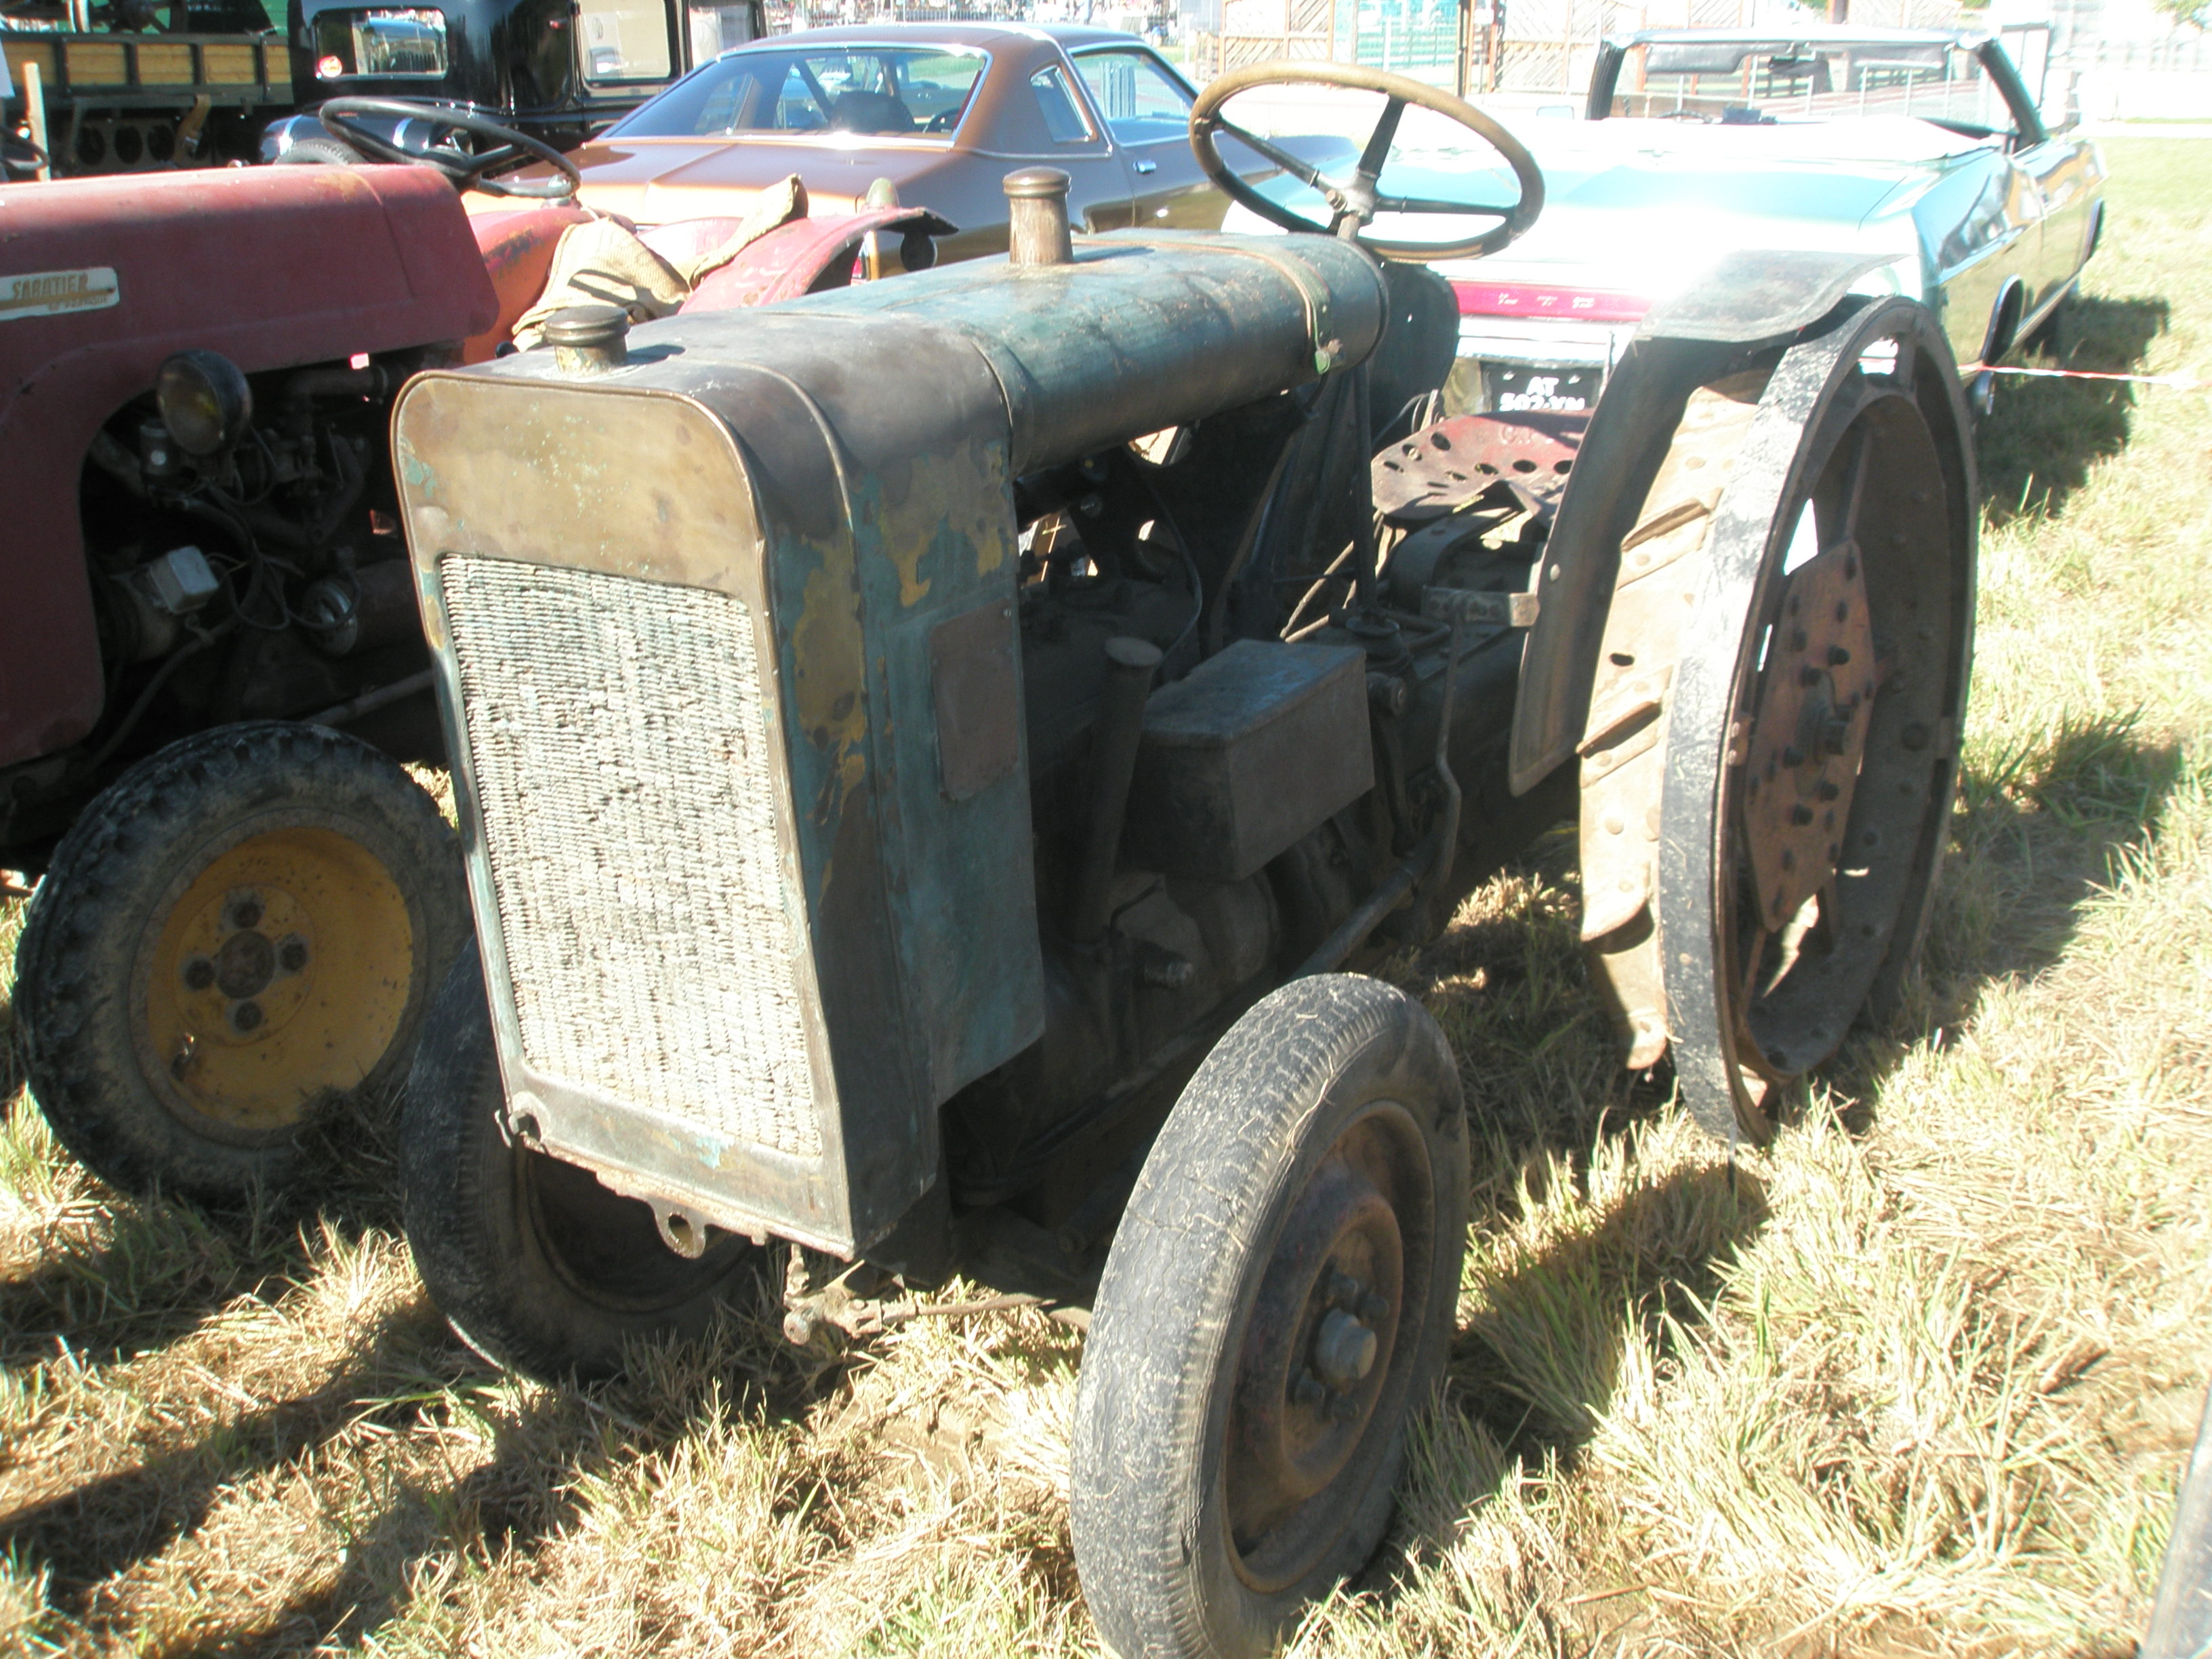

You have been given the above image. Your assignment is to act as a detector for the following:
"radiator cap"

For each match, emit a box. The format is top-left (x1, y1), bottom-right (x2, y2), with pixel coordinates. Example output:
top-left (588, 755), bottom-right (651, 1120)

top-left (544, 303), bottom-right (630, 373)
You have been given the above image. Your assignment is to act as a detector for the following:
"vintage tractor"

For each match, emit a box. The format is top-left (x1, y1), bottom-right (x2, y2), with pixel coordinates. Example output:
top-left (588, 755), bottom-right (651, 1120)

top-left (3, 110), bottom-right (947, 1204)
top-left (386, 63), bottom-right (1975, 1659)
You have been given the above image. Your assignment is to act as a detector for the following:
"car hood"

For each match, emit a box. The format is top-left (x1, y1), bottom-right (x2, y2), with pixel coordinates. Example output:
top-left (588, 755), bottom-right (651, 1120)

top-left (524, 137), bottom-right (967, 224)
top-left (1240, 114), bottom-right (1987, 301)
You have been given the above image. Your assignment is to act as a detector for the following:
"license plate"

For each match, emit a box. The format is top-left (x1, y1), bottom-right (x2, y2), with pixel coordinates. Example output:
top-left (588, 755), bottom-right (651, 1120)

top-left (1481, 362), bottom-right (1599, 413)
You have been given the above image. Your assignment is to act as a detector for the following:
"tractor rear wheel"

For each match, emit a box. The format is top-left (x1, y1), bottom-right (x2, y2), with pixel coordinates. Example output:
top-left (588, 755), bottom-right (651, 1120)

top-left (14, 722), bottom-right (466, 1203)
top-left (1071, 975), bottom-right (1468, 1659)
top-left (1578, 298), bottom-right (1978, 1140)
top-left (400, 949), bottom-right (758, 1380)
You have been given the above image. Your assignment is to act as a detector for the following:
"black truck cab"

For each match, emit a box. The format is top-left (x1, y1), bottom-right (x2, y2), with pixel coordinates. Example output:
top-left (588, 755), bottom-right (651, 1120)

top-left (272, 0), bottom-right (760, 150)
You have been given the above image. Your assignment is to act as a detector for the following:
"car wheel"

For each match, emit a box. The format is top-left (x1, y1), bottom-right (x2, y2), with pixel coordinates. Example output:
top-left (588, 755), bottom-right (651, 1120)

top-left (1071, 974), bottom-right (1469, 1659)
top-left (400, 949), bottom-right (759, 1381)
top-left (14, 722), bottom-right (466, 1204)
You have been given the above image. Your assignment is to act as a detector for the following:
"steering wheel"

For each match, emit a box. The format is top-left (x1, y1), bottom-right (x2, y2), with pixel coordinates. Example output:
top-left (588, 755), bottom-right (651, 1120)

top-left (1190, 62), bottom-right (1542, 262)
top-left (317, 98), bottom-right (582, 200)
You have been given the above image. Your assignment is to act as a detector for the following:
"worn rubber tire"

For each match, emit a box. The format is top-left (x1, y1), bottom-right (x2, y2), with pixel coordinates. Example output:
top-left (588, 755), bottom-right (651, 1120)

top-left (1072, 974), bottom-right (1469, 1659)
top-left (14, 721), bottom-right (466, 1204)
top-left (272, 134), bottom-right (365, 166)
top-left (400, 948), bottom-right (758, 1382)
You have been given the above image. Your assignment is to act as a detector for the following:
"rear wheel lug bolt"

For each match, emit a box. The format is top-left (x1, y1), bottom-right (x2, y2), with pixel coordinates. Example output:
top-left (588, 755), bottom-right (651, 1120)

top-left (183, 958), bottom-right (215, 991)
top-left (1292, 1371), bottom-right (1327, 1408)
top-left (232, 1000), bottom-right (264, 1033)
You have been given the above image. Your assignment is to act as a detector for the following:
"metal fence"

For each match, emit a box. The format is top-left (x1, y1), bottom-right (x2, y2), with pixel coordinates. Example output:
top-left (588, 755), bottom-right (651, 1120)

top-left (2066, 33), bottom-right (2212, 121)
top-left (1185, 0), bottom-right (1977, 98)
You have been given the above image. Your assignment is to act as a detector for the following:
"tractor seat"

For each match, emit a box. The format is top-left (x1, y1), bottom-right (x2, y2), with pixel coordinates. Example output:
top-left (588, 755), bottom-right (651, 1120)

top-left (462, 205), bottom-right (593, 365)
top-left (634, 216), bottom-right (762, 275)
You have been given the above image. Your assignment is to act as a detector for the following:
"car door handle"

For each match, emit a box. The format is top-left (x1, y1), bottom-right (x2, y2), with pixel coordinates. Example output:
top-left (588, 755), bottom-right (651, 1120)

top-left (1132, 160), bottom-right (1158, 175)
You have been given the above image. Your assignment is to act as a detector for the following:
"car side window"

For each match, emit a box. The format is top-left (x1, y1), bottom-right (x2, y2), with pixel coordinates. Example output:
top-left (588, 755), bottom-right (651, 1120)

top-left (1071, 49), bottom-right (1192, 146)
top-left (576, 0), bottom-right (672, 83)
top-left (1031, 66), bottom-right (1096, 144)
top-left (774, 64), bottom-right (822, 130)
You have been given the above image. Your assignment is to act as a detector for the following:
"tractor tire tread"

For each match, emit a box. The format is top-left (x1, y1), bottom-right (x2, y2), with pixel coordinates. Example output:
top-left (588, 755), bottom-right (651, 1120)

top-left (1073, 974), bottom-right (1467, 1659)
top-left (14, 720), bottom-right (464, 1204)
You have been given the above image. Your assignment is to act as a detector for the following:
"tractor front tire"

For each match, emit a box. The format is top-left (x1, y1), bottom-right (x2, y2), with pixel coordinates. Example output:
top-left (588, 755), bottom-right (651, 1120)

top-left (400, 949), bottom-right (759, 1381)
top-left (1072, 974), bottom-right (1469, 1659)
top-left (14, 722), bottom-right (466, 1204)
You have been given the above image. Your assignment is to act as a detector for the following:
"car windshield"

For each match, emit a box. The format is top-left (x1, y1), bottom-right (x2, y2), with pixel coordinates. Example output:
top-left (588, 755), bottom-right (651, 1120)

top-left (612, 43), bottom-right (987, 138)
top-left (1605, 37), bottom-right (2015, 134)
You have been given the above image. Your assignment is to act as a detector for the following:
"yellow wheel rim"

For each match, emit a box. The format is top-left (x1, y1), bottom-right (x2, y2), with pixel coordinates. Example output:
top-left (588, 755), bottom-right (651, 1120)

top-left (138, 823), bottom-right (416, 1136)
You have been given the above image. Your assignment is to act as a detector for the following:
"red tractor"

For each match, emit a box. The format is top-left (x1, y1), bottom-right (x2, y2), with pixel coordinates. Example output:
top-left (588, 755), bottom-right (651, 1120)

top-left (1, 106), bottom-right (945, 1202)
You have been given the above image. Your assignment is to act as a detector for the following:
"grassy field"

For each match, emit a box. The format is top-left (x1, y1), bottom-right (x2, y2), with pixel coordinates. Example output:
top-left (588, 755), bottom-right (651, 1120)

top-left (3, 137), bottom-right (2207, 1657)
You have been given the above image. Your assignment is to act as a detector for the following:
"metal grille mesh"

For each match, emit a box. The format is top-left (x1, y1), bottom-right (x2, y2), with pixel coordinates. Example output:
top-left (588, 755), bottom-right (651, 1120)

top-left (439, 554), bottom-right (823, 1158)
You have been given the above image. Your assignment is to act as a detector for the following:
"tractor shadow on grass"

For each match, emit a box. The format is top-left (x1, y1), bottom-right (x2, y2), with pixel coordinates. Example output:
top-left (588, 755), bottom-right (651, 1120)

top-left (1826, 708), bottom-right (2189, 1127)
top-left (1362, 706), bottom-right (2188, 1590)
top-left (0, 1088), bottom-right (409, 1374)
top-left (1367, 1156), bottom-right (1771, 1618)
top-left (2, 1252), bottom-right (803, 1658)
top-left (131, 1261), bottom-right (803, 1658)
top-left (0, 1304), bottom-right (444, 1624)
top-left (1978, 293), bottom-right (2170, 525)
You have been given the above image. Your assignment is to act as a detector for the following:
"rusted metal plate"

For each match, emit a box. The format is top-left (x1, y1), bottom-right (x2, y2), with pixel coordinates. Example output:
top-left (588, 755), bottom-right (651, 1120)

top-left (1576, 373), bottom-right (1766, 1070)
top-left (1740, 539), bottom-right (1879, 935)
top-left (930, 600), bottom-right (1021, 801)
top-left (1419, 586), bottom-right (1538, 628)
top-left (1370, 410), bottom-right (1584, 526)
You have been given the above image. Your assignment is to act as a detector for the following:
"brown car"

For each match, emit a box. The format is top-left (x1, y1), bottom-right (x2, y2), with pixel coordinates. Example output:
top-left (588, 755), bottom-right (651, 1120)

top-left (476, 22), bottom-right (1335, 260)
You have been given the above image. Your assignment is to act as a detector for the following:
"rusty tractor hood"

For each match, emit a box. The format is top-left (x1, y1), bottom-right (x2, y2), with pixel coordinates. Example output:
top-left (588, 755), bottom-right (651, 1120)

top-left (0, 164), bottom-right (497, 771)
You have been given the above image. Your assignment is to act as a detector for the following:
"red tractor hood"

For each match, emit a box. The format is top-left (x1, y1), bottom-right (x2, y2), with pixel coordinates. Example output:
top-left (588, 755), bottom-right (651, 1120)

top-left (0, 165), bottom-right (497, 770)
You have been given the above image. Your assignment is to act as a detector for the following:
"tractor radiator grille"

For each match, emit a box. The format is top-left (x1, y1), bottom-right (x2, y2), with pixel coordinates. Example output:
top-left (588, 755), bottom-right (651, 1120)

top-left (438, 554), bottom-right (823, 1158)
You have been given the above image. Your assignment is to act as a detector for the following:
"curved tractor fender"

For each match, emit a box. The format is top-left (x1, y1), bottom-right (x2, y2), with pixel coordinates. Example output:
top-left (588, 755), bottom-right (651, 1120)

top-left (1506, 249), bottom-right (1897, 797)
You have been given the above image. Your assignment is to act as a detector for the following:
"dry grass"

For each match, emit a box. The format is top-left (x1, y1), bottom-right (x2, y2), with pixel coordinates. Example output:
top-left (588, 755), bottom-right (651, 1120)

top-left (3, 138), bottom-right (2208, 1656)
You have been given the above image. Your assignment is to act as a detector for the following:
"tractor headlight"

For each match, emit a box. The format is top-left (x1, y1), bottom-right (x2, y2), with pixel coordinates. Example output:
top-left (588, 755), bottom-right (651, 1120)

top-left (155, 350), bottom-right (253, 457)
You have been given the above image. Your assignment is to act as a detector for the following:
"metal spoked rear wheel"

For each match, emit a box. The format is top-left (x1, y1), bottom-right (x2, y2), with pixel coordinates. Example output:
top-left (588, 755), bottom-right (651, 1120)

top-left (1580, 298), bottom-right (1978, 1139)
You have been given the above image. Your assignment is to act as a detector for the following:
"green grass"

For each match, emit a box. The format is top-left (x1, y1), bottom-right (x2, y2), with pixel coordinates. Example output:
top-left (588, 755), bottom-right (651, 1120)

top-left (2, 138), bottom-right (2208, 1655)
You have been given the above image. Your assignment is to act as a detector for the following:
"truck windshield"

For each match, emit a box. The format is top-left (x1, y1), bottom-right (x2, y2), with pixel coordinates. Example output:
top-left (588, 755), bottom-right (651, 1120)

top-left (310, 8), bottom-right (449, 78)
top-left (613, 43), bottom-right (987, 138)
top-left (1605, 37), bottom-right (2014, 134)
